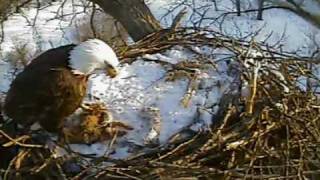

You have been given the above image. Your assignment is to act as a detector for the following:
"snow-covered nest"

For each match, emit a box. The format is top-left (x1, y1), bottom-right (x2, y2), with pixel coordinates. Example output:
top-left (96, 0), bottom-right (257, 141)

top-left (1, 29), bottom-right (320, 179)
top-left (1, 0), bottom-right (320, 178)
top-left (52, 29), bottom-right (234, 158)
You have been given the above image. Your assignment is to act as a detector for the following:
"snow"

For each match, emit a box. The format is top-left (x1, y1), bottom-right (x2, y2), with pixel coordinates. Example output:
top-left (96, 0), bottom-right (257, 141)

top-left (0, 0), bottom-right (320, 159)
top-left (85, 44), bottom-right (228, 149)
top-left (0, 62), bottom-right (10, 93)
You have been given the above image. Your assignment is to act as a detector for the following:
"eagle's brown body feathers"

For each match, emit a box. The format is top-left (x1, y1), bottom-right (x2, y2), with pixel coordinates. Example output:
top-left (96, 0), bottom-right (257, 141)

top-left (4, 45), bottom-right (88, 132)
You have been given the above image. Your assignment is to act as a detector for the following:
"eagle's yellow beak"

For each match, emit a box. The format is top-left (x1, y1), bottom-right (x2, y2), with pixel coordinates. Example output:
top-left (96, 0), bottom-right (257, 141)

top-left (107, 66), bottom-right (118, 78)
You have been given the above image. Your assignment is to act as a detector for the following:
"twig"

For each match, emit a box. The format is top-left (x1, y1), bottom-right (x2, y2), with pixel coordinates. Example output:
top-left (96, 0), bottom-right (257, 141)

top-left (90, 3), bottom-right (97, 38)
top-left (0, 130), bottom-right (44, 148)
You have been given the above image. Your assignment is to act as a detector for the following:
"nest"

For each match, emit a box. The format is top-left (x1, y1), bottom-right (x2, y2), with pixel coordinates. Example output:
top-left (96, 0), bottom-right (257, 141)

top-left (1, 28), bottom-right (320, 179)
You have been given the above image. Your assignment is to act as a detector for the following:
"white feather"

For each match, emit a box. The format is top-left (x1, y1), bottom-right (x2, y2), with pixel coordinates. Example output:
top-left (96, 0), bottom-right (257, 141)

top-left (69, 39), bottom-right (119, 74)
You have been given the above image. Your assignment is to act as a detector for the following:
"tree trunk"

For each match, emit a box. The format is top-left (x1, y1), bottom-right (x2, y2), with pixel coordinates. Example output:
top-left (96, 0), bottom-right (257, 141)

top-left (257, 0), bottom-right (264, 20)
top-left (90, 0), bottom-right (162, 42)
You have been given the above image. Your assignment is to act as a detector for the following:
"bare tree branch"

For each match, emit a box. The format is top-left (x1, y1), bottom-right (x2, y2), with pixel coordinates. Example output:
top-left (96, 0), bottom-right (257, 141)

top-left (90, 2), bottom-right (97, 38)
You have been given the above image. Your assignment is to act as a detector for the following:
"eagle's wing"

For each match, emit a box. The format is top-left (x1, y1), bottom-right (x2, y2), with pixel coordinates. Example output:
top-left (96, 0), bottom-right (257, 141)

top-left (4, 67), bottom-right (87, 132)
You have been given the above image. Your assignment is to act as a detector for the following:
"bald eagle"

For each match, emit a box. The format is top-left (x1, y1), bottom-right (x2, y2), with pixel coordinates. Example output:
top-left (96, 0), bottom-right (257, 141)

top-left (3, 39), bottom-right (119, 133)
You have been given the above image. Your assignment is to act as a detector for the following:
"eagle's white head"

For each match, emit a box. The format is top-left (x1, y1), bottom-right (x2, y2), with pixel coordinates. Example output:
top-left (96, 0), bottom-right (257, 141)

top-left (69, 39), bottom-right (119, 77)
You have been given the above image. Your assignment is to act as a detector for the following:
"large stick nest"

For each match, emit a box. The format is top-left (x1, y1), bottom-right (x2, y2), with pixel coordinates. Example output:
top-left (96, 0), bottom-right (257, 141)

top-left (1, 28), bottom-right (320, 179)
